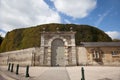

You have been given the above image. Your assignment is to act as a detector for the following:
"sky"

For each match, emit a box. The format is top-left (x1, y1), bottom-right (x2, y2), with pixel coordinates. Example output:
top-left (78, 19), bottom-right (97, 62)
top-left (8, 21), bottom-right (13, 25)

top-left (0, 0), bottom-right (120, 39)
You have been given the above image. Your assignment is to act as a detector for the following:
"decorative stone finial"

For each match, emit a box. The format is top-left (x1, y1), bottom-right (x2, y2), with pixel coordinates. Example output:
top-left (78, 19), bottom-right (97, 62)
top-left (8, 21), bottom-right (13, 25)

top-left (70, 27), bottom-right (73, 32)
top-left (43, 27), bottom-right (45, 32)
top-left (56, 27), bottom-right (59, 32)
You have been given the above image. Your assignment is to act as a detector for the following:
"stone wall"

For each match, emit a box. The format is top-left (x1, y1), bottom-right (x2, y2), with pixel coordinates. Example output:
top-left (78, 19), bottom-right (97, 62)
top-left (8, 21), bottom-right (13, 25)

top-left (76, 47), bottom-right (88, 66)
top-left (85, 46), bottom-right (120, 66)
top-left (40, 32), bottom-right (77, 66)
top-left (0, 46), bottom-right (120, 66)
top-left (0, 48), bottom-right (37, 66)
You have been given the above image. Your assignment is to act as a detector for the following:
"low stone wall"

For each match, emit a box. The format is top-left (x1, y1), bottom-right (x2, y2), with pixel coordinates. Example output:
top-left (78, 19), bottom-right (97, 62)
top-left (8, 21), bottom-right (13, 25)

top-left (0, 48), bottom-right (36, 66)
top-left (0, 47), bottom-right (120, 66)
top-left (76, 47), bottom-right (88, 65)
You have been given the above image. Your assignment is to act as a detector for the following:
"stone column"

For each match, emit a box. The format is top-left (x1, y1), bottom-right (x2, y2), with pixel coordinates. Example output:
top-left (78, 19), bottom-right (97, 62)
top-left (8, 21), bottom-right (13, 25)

top-left (40, 34), bottom-right (45, 66)
top-left (71, 34), bottom-right (76, 45)
top-left (65, 46), bottom-right (69, 66)
top-left (71, 34), bottom-right (77, 65)
top-left (41, 34), bottom-right (45, 46)
top-left (47, 47), bottom-right (51, 66)
top-left (71, 46), bottom-right (77, 65)
top-left (39, 47), bottom-right (44, 65)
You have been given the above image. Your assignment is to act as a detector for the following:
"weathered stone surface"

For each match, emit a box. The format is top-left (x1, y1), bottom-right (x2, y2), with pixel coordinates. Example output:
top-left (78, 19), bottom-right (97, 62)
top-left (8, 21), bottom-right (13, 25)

top-left (0, 32), bottom-right (120, 66)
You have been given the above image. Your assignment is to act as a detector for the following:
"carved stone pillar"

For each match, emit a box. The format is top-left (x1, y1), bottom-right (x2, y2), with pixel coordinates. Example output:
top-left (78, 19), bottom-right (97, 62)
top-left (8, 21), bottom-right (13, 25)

top-left (47, 47), bottom-right (51, 66)
top-left (39, 47), bottom-right (44, 65)
top-left (71, 46), bottom-right (77, 65)
top-left (65, 46), bottom-right (69, 66)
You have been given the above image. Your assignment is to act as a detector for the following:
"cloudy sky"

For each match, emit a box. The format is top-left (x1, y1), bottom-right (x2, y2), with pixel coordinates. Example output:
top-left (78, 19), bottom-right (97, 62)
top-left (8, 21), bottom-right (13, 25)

top-left (0, 0), bottom-right (120, 39)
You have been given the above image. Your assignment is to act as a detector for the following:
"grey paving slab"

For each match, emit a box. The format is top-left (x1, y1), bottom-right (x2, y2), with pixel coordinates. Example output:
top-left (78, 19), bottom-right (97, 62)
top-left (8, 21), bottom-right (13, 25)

top-left (32, 67), bottom-right (70, 80)
top-left (0, 66), bottom-right (120, 80)
top-left (67, 66), bottom-right (120, 80)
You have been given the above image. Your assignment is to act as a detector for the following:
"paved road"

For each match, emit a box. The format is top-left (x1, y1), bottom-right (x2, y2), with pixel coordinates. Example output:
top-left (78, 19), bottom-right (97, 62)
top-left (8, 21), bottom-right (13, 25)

top-left (0, 66), bottom-right (120, 80)
top-left (0, 75), bottom-right (6, 80)
top-left (32, 67), bottom-right (70, 80)
top-left (0, 69), bottom-right (15, 80)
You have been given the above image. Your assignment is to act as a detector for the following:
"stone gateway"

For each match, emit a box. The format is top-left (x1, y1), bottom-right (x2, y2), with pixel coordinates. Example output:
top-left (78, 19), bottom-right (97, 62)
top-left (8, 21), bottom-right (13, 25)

top-left (51, 39), bottom-right (65, 66)
top-left (40, 31), bottom-right (77, 66)
top-left (0, 31), bottom-right (120, 66)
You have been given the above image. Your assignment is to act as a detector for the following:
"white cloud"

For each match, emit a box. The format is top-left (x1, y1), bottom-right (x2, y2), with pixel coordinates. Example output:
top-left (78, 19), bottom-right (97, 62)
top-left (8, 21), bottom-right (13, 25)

top-left (0, 0), bottom-right (61, 32)
top-left (95, 9), bottom-right (112, 26)
top-left (52, 0), bottom-right (97, 18)
top-left (64, 19), bottom-right (71, 24)
top-left (0, 30), bottom-right (6, 37)
top-left (106, 31), bottom-right (120, 39)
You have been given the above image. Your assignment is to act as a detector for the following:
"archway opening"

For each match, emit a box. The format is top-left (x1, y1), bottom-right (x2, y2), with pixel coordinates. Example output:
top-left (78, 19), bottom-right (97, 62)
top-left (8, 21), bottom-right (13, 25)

top-left (51, 39), bottom-right (65, 66)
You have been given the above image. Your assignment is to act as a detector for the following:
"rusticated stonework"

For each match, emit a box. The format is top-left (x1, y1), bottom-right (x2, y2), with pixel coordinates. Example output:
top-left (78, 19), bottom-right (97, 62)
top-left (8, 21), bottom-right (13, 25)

top-left (40, 31), bottom-right (76, 66)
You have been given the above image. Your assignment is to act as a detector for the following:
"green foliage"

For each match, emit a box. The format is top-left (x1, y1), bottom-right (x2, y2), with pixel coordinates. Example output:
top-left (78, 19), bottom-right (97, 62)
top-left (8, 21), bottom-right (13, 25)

top-left (112, 39), bottom-right (120, 42)
top-left (0, 23), bottom-right (112, 53)
top-left (0, 35), bottom-right (3, 45)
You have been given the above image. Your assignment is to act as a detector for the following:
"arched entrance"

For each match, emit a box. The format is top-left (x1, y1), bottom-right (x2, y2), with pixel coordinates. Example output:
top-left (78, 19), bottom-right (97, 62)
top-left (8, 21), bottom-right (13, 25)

top-left (51, 39), bottom-right (65, 66)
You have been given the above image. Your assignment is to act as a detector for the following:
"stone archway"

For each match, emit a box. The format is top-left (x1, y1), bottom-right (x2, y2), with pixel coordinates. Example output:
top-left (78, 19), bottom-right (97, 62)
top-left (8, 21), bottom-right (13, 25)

top-left (51, 39), bottom-right (65, 66)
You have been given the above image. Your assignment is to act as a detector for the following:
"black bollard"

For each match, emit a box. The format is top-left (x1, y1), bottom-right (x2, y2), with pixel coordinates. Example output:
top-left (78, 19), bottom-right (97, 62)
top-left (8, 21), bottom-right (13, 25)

top-left (8, 63), bottom-right (11, 71)
top-left (11, 63), bottom-right (14, 72)
top-left (81, 67), bottom-right (85, 80)
top-left (16, 64), bottom-right (19, 75)
top-left (26, 65), bottom-right (30, 77)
